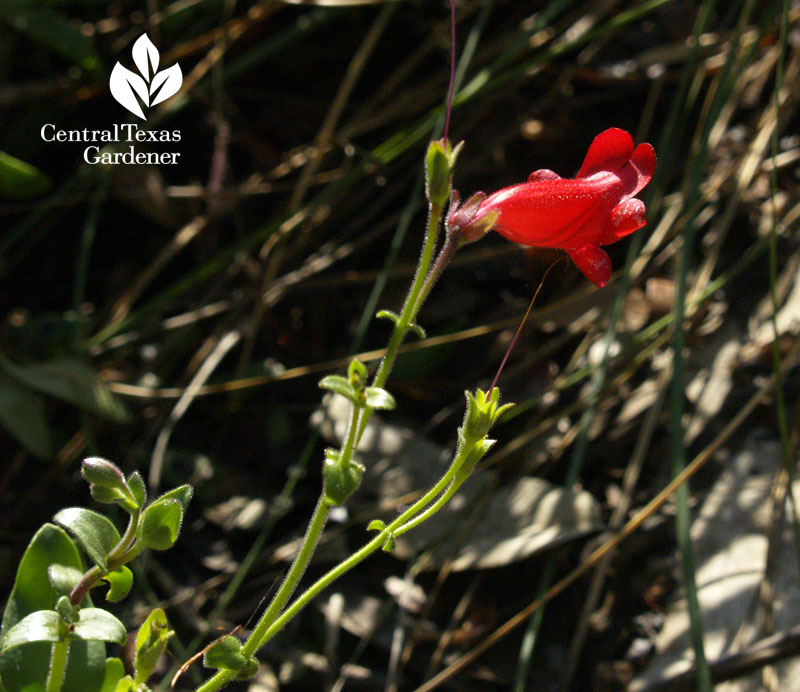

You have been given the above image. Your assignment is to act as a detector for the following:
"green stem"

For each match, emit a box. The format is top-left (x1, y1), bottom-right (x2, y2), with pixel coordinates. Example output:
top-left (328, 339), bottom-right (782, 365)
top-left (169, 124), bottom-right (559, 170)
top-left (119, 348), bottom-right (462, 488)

top-left (108, 509), bottom-right (140, 561)
top-left (393, 476), bottom-right (463, 538)
top-left (240, 496), bottom-right (330, 658)
top-left (416, 237), bottom-right (458, 312)
top-left (355, 201), bottom-right (444, 442)
top-left (196, 201), bottom-right (455, 692)
top-left (70, 510), bottom-right (141, 605)
top-left (46, 639), bottom-right (69, 692)
top-left (196, 442), bottom-right (467, 692)
top-left (336, 384), bottom-right (368, 473)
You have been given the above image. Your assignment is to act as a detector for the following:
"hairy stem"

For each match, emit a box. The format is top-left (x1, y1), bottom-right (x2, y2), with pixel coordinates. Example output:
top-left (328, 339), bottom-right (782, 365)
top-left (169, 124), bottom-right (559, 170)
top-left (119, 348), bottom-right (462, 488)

top-left (46, 639), bottom-right (69, 692)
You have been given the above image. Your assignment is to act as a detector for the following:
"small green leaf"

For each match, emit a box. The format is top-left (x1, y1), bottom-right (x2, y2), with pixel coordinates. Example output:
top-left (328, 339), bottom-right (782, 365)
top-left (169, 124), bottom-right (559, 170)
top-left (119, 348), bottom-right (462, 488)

top-left (364, 387), bottom-right (395, 410)
top-left (54, 508), bottom-right (121, 574)
top-left (323, 458), bottom-right (363, 507)
top-left (0, 151), bottom-right (51, 199)
top-left (203, 636), bottom-right (247, 671)
top-left (134, 608), bottom-right (172, 684)
top-left (113, 675), bottom-right (136, 692)
top-left (102, 567), bottom-right (133, 604)
top-left (0, 353), bottom-right (129, 422)
top-left (99, 658), bottom-right (125, 692)
top-left (139, 500), bottom-right (182, 551)
top-left (347, 359), bottom-right (367, 386)
top-left (375, 309), bottom-right (400, 325)
top-left (0, 373), bottom-right (52, 459)
top-left (127, 473), bottom-right (146, 509)
top-left (89, 486), bottom-right (137, 512)
top-left (70, 609), bottom-right (126, 645)
top-left (47, 565), bottom-right (82, 597)
top-left (407, 322), bottom-right (426, 339)
top-left (0, 611), bottom-right (61, 652)
top-left (54, 597), bottom-right (75, 625)
top-left (0, 4), bottom-right (102, 72)
top-left (366, 520), bottom-right (394, 551)
top-left (155, 484), bottom-right (192, 515)
top-left (318, 375), bottom-right (357, 403)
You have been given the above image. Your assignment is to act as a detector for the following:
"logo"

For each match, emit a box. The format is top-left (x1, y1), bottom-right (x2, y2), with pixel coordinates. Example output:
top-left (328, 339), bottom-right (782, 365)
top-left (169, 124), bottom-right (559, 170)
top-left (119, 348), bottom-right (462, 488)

top-left (110, 34), bottom-right (182, 120)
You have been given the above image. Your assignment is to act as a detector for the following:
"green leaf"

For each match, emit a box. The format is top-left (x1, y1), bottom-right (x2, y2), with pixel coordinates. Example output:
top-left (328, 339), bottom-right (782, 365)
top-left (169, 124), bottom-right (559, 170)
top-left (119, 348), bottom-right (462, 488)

top-left (318, 375), bottom-right (357, 403)
top-left (70, 609), bottom-right (126, 645)
top-left (0, 3), bottom-right (101, 72)
top-left (89, 486), bottom-right (136, 513)
top-left (134, 609), bottom-right (172, 684)
top-left (364, 387), bottom-right (395, 410)
top-left (127, 473), bottom-right (146, 509)
top-left (155, 484), bottom-right (192, 515)
top-left (99, 658), bottom-right (125, 692)
top-left (54, 508), bottom-right (121, 574)
top-left (0, 373), bottom-right (52, 459)
top-left (101, 567), bottom-right (132, 604)
top-left (139, 500), bottom-right (182, 551)
top-left (375, 309), bottom-right (400, 325)
top-left (347, 358), bottom-right (367, 385)
top-left (0, 524), bottom-right (105, 692)
top-left (203, 636), bottom-right (247, 671)
top-left (366, 519), bottom-right (386, 532)
top-left (0, 353), bottom-right (129, 422)
top-left (112, 676), bottom-right (136, 692)
top-left (0, 611), bottom-right (61, 652)
top-left (47, 565), bottom-right (82, 598)
top-left (0, 151), bottom-right (51, 199)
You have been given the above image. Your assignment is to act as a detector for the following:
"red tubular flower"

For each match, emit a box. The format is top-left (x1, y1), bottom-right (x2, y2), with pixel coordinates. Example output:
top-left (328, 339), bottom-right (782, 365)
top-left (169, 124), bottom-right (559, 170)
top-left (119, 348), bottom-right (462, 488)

top-left (478, 127), bottom-right (656, 287)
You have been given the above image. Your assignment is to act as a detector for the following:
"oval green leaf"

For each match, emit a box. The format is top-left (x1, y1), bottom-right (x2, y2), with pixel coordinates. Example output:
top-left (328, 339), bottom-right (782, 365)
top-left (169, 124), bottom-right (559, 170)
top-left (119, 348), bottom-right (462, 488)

top-left (0, 611), bottom-right (61, 652)
top-left (102, 567), bottom-right (133, 604)
top-left (54, 508), bottom-right (121, 574)
top-left (139, 500), bottom-right (182, 551)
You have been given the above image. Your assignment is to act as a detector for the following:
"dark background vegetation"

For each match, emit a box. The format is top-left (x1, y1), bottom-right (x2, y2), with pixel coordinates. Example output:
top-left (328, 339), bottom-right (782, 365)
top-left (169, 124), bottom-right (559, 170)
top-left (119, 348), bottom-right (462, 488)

top-left (1, 0), bottom-right (798, 690)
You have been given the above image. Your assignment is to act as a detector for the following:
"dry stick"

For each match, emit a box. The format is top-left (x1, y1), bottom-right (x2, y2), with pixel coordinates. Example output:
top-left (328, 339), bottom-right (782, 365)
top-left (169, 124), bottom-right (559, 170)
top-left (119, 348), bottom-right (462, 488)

top-left (412, 340), bottom-right (800, 692)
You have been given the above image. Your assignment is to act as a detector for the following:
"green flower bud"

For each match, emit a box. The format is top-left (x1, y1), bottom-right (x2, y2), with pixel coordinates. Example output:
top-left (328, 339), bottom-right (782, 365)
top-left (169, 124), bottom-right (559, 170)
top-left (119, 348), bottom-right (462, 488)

top-left (425, 139), bottom-right (463, 206)
top-left (323, 449), bottom-right (364, 506)
top-left (81, 457), bottom-right (127, 491)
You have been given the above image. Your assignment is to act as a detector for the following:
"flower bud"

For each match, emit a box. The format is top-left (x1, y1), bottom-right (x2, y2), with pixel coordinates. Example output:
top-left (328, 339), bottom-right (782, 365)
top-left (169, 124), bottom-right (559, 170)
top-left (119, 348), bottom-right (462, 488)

top-left (445, 191), bottom-right (499, 248)
top-left (425, 139), bottom-right (463, 206)
top-left (81, 457), bottom-right (127, 490)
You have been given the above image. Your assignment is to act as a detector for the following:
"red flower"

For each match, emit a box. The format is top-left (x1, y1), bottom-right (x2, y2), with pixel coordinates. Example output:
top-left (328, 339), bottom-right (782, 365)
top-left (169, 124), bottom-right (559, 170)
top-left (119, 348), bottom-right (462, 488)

top-left (478, 128), bottom-right (656, 287)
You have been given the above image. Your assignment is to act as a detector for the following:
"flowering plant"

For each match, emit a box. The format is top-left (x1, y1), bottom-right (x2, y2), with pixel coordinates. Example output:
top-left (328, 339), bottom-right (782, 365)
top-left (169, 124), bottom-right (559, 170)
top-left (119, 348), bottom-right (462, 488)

top-left (450, 128), bottom-right (655, 287)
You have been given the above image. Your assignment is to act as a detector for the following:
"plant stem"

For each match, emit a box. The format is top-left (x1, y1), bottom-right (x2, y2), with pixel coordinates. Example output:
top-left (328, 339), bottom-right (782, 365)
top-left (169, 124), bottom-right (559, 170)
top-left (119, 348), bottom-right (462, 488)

top-left (240, 496), bottom-right (330, 658)
top-left (356, 201), bottom-right (444, 442)
top-left (336, 381), bottom-right (368, 473)
top-left (196, 443), bottom-right (468, 692)
top-left (70, 511), bottom-right (141, 605)
top-left (46, 639), bottom-right (69, 692)
top-left (195, 201), bottom-right (456, 692)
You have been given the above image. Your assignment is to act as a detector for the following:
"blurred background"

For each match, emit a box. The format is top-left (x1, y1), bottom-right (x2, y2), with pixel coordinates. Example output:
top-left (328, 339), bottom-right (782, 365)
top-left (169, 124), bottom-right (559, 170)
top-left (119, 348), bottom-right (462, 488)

top-left (1, 0), bottom-right (799, 690)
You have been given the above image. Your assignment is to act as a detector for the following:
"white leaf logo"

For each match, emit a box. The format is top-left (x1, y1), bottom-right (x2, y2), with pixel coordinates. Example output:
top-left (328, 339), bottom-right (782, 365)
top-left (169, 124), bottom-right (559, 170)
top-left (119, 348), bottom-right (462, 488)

top-left (109, 34), bottom-right (182, 119)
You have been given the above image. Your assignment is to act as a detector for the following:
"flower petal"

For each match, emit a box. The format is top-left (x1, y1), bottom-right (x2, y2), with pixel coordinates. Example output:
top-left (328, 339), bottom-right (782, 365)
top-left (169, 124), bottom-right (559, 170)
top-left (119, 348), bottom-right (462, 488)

top-left (605, 198), bottom-right (647, 243)
top-left (567, 244), bottom-right (613, 288)
top-left (625, 142), bottom-right (657, 199)
top-left (577, 128), bottom-right (634, 178)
